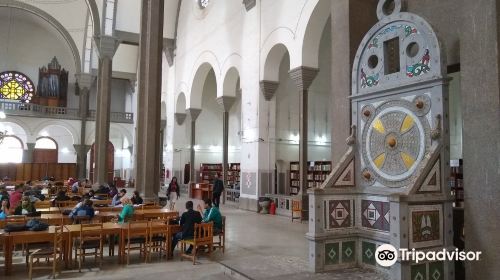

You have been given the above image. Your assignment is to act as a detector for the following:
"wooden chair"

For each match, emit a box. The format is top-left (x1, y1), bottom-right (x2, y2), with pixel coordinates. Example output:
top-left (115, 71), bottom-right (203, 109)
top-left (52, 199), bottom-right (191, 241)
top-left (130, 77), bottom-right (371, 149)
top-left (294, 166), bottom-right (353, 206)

top-left (291, 200), bottom-right (302, 222)
top-left (124, 220), bottom-right (149, 264)
top-left (56, 200), bottom-right (77, 209)
top-left (72, 215), bottom-right (92, 225)
top-left (28, 224), bottom-right (64, 279)
top-left (213, 216), bottom-right (226, 253)
top-left (180, 222), bottom-right (214, 264)
top-left (147, 219), bottom-right (169, 261)
top-left (75, 223), bottom-right (104, 272)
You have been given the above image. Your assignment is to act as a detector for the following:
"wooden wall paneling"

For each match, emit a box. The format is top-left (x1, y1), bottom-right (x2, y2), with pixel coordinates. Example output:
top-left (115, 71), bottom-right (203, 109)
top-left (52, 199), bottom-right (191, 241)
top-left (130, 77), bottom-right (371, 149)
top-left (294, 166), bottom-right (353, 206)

top-left (15, 164), bottom-right (24, 181)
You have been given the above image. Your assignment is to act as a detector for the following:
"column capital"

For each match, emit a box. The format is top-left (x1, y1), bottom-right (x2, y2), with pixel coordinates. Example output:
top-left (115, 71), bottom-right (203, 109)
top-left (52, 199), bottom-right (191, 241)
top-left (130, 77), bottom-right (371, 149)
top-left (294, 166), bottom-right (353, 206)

top-left (163, 38), bottom-right (176, 67)
top-left (73, 144), bottom-right (91, 153)
top-left (75, 73), bottom-right (96, 91)
top-left (216, 96), bottom-right (236, 112)
top-left (260, 80), bottom-right (279, 101)
top-left (26, 142), bottom-right (36, 150)
top-left (243, 0), bottom-right (256, 11)
top-left (94, 35), bottom-right (119, 59)
top-left (175, 113), bottom-right (187, 125)
top-left (289, 66), bottom-right (319, 91)
top-left (186, 108), bottom-right (202, 122)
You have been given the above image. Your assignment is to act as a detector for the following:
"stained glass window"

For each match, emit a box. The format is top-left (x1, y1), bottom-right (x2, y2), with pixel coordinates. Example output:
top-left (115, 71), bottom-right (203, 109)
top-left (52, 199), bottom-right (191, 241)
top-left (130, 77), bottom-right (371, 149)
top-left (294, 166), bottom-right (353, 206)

top-left (0, 71), bottom-right (34, 103)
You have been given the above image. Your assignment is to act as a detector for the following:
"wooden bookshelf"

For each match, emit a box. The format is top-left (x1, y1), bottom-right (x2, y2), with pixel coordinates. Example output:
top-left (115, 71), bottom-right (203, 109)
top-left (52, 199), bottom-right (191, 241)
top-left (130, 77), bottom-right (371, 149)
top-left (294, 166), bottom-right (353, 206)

top-left (226, 163), bottom-right (240, 188)
top-left (199, 163), bottom-right (222, 184)
top-left (289, 161), bottom-right (331, 195)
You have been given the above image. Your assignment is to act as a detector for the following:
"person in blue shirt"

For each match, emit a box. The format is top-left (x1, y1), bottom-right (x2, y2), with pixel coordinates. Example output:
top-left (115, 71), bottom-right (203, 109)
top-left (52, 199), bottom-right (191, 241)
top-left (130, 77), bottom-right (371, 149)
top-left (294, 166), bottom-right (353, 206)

top-left (69, 198), bottom-right (95, 220)
top-left (111, 189), bottom-right (127, 206)
top-left (0, 198), bottom-right (9, 219)
top-left (197, 198), bottom-right (223, 235)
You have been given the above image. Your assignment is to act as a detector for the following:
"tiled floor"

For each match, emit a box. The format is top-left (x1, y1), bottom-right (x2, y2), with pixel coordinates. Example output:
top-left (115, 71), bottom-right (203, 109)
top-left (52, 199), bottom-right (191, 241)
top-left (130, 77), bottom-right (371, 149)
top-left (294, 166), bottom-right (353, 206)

top-left (1, 195), bottom-right (387, 280)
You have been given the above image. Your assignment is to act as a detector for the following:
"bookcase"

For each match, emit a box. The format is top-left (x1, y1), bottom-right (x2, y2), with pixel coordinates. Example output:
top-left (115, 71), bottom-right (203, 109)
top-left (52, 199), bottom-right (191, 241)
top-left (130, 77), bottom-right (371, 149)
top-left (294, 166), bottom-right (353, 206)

top-left (226, 163), bottom-right (240, 188)
top-left (289, 161), bottom-right (332, 195)
top-left (449, 159), bottom-right (464, 208)
top-left (199, 163), bottom-right (222, 184)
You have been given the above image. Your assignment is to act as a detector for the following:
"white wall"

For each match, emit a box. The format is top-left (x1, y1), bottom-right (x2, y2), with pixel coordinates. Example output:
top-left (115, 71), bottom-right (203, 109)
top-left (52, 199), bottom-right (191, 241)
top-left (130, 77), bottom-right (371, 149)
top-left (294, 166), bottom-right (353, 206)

top-left (36, 125), bottom-right (76, 163)
top-left (448, 72), bottom-right (462, 160)
top-left (89, 78), bottom-right (131, 112)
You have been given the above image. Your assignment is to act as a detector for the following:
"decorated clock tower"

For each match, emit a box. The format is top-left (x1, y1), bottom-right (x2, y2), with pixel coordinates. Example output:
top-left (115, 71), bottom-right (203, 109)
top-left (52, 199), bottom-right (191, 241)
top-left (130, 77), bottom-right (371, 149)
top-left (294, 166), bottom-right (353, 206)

top-left (307, 1), bottom-right (454, 279)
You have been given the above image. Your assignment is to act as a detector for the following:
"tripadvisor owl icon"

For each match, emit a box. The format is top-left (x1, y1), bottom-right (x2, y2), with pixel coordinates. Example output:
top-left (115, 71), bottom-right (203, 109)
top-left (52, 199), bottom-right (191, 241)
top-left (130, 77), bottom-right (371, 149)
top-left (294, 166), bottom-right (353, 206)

top-left (375, 244), bottom-right (398, 267)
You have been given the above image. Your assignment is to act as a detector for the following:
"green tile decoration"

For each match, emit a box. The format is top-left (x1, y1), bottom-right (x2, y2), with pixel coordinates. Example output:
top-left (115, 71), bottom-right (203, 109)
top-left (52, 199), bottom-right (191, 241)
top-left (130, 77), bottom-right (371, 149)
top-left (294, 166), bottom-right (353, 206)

top-left (362, 241), bottom-right (376, 265)
top-left (411, 263), bottom-right (427, 280)
top-left (428, 262), bottom-right (444, 280)
top-left (325, 242), bottom-right (339, 265)
top-left (342, 241), bottom-right (356, 263)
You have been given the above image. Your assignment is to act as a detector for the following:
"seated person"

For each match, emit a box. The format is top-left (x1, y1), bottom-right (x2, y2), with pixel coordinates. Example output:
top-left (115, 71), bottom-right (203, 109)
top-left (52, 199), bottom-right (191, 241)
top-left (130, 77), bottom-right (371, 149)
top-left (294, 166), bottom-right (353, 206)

top-left (112, 189), bottom-right (127, 206)
top-left (109, 185), bottom-right (118, 198)
top-left (9, 184), bottom-right (24, 211)
top-left (0, 198), bottom-right (9, 219)
top-left (69, 198), bottom-right (95, 220)
top-left (131, 191), bottom-right (143, 205)
top-left (117, 197), bottom-right (134, 223)
top-left (14, 196), bottom-right (37, 215)
top-left (197, 198), bottom-right (223, 235)
top-left (88, 190), bottom-right (105, 200)
top-left (72, 194), bottom-right (91, 210)
top-left (172, 201), bottom-right (202, 255)
top-left (52, 190), bottom-right (71, 206)
top-left (71, 180), bottom-right (80, 193)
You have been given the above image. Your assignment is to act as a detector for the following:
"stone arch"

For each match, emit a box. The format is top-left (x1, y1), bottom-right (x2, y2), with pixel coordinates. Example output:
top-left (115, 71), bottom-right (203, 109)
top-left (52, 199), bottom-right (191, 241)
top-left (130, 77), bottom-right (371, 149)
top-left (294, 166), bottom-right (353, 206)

top-left (189, 61), bottom-right (218, 109)
top-left (32, 121), bottom-right (79, 145)
top-left (0, 0), bottom-right (83, 72)
top-left (85, 123), bottom-right (132, 148)
top-left (175, 92), bottom-right (187, 113)
top-left (0, 121), bottom-right (29, 149)
top-left (261, 43), bottom-right (291, 82)
top-left (84, 0), bottom-right (101, 37)
top-left (296, 0), bottom-right (331, 68)
top-left (222, 67), bottom-right (240, 97)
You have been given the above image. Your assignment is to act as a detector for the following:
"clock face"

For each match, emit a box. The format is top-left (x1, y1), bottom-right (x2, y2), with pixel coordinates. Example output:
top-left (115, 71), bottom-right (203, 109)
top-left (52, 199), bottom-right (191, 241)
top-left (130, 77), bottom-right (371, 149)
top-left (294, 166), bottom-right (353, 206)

top-left (361, 100), bottom-right (430, 186)
top-left (199, 0), bottom-right (209, 8)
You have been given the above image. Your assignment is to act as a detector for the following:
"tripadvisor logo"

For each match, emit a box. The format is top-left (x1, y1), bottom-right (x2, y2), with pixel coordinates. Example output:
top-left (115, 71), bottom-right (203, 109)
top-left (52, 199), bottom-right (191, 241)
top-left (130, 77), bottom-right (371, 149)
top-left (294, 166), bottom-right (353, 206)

top-left (375, 244), bottom-right (482, 267)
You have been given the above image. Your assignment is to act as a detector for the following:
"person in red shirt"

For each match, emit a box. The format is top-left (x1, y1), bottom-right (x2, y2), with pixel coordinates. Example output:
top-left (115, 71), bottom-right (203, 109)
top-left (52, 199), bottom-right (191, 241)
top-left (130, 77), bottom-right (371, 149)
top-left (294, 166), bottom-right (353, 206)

top-left (9, 184), bottom-right (24, 214)
top-left (167, 177), bottom-right (180, 209)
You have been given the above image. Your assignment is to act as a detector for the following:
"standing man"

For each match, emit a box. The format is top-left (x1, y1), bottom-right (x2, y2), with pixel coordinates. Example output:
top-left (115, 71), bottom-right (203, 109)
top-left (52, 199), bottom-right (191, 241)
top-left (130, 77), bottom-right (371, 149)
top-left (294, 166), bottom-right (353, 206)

top-left (212, 173), bottom-right (224, 207)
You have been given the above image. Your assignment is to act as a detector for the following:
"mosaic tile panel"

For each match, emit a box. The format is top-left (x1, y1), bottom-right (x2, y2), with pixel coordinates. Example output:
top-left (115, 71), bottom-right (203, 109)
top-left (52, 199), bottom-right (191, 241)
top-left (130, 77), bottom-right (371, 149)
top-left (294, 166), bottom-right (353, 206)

top-left (411, 263), bottom-right (427, 280)
top-left (429, 262), bottom-right (444, 280)
top-left (410, 205), bottom-right (443, 248)
top-left (361, 200), bottom-right (390, 231)
top-left (325, 242), bottom-right (340, 265)
top-left (328, 200), bottom-right (352, 229)
top-left (341, 241), bottom-right (356, 263)
top-left (362, 241), bottom-right (376, 266)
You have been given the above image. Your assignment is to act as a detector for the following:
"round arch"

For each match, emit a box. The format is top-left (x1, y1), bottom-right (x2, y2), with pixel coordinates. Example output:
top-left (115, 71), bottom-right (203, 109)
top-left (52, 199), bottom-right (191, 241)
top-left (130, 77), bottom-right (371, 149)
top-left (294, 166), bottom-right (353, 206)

top-left (262, 43), bottom-right (291, 82)
top-left (175, 92), bottom-right (187, 113)
top-left (0, 121), bottom-right (30, 149)
top-left (84, 0), bottom-right (101, 37)
top-left (32, 121), bottom-right (78, 145)
top-left (0, 135), bottom-right (24, 163)
top-left (189, 62), bottom-right (218, 109)
top-left (296, 0), bottom-right (331, 68)
top-left (34, 136), bottom-right (58, 150)
top-left (223, 67), bottom-right (240, 97)
top-left (85, 123), bottom-right (133, 147)
top-left (0, 1), bottom-right (83, 73)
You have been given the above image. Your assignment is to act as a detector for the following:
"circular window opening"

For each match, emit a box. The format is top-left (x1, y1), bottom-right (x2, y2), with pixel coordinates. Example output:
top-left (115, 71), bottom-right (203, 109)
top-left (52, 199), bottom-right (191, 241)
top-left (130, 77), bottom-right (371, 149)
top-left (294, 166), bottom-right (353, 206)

top-left (368, 55), bottom-right (379, 69)
top-left (382, 0), bottom-right (396, 16)
top-left (406, 42), bottom-right (419, 58)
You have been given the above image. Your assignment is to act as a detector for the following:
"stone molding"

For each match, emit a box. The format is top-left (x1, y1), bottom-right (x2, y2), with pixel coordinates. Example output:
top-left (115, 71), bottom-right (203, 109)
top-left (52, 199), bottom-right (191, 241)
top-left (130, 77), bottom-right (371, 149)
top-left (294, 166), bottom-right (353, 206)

top-left (216, 96), bottom-right (236, 112)
top-left (243, 0), bottom-right (256, 11)
top-left (75, 73), bottom-right (95, 91)
top-left (289, 66), bottom-right (319, 91)
top-left (259, 80), bottom-right (279, 101)
top-left (186, 108), bottom-right (202, 122)
top-left (94, 35), bottom-right (119, 59)
top-left (175, 113), bottom-right (187, 125)
top-left (163, 38), bottom-right (176, 67)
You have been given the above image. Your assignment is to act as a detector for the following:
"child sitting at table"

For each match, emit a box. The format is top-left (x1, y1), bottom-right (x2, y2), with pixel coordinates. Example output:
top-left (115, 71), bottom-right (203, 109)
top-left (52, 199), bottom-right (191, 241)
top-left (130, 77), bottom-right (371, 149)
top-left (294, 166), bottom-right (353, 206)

top-left (0, 198), bottom-right (9, 219)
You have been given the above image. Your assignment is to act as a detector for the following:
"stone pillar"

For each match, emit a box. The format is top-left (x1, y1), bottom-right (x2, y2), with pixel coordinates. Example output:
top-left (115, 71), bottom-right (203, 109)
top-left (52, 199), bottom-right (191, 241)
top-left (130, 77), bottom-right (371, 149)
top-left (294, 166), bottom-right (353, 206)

top-left (289, 67), bottom-right (318, 218)
top-left (330, 0), bottom-right (377, 164)
top-left (216, 96), bottom-right (236, 204)
top-left (186, 108), bottom-right (201, 186)
top-left (75, 73), bottom-right (94, 179)
top-left (93, 35), bottom-right (118, 185)
top-left (461, 0), bottom-right (500, 278)
top-left (23, 143), bottom-right (35, 163)
top-left (135, 0), bottom-right (165, 200)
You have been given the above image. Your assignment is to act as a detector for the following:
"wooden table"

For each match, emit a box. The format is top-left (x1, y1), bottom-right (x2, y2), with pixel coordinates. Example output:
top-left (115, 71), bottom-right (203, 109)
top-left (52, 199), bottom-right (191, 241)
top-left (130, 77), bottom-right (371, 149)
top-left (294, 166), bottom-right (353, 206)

top-left (190, 183), bottom-right (212, 200)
